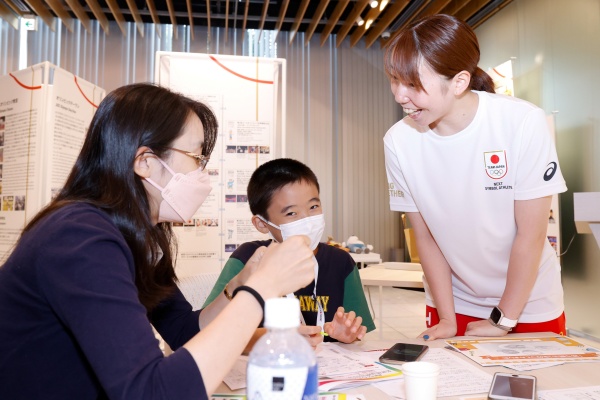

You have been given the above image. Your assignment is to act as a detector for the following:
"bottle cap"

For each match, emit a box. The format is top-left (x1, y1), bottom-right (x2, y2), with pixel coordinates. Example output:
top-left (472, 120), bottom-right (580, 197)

top-left (264, 297), bottom-right (301, 329)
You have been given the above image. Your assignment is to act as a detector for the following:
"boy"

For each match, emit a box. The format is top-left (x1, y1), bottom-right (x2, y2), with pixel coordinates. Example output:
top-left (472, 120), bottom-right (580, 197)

top-left (204, 158), bottom-right (375, 345)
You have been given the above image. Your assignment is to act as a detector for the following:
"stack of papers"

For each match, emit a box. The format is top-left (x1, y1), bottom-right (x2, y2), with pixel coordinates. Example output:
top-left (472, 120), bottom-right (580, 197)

top-left (538, 385), bottom-right (600, 399)
top-left (218, 343), bottom-right (403, 393)
top-left (316, 344), bottom-right (403, 391)
top-left (445, 336), bottom-right (600, 370)
top-left (212, 393), bottom-right (365, 400)
top-left (369, 348), bottom-right (493, 399)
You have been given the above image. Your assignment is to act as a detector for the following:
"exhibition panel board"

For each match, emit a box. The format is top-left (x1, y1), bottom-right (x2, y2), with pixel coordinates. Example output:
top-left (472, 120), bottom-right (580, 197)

top-left (0, 63), bottom-right (104, 261)
top-left (155, 52), bottom-right (286, 277)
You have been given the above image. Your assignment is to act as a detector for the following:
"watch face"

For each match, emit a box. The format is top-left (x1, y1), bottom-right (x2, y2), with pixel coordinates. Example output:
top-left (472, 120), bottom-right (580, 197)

top-left (490, 307), bottom-right (502, 324)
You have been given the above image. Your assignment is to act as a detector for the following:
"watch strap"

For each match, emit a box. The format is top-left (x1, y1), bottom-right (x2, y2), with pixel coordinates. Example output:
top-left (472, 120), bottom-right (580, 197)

top-left (489, 306), bottom-right (518, 331)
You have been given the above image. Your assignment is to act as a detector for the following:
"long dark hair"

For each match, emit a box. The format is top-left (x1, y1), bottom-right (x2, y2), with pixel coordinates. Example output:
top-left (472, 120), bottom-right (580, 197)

top-left (23, 83), bottom-right (218, 310)
top-left (384, 14), bottom-right (494, 94)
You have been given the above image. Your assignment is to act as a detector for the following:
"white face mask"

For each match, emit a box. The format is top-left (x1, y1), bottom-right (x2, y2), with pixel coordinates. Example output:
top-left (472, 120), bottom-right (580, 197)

top-left (258, 214), bottom-right (325, 250)
top-left (145, 157), bottom-right (212, 223)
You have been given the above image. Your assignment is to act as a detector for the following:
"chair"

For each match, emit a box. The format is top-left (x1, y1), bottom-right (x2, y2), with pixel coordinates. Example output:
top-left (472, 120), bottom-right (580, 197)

top-left (402, 214), bottom-right (420, 263)
top-left (177, 272), bottom-right (220, 311)
top-left (155, 272), bottom-right (220, 356)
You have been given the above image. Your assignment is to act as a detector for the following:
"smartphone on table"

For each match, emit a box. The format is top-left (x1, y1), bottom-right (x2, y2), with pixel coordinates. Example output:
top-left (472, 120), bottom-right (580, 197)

top-left (488, 372), bottom-right (537, 400)
top-left (378, 343), bottom-right (429, 365)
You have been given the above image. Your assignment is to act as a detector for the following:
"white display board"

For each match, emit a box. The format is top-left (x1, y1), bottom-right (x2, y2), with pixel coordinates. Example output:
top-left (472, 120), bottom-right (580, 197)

top-left (490, 59), bottom-right (562, 258)
top-left (155, 52), bottom-right (286, 276)
top-left (546, 115), bottom-right (562, 257)
top-left (0, 62), bottom-right (104, 261)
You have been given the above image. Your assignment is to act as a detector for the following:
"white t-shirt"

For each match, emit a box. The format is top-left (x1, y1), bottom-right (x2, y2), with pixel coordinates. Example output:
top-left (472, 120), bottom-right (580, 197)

top-left (384, 91), bottom-right (567, 322)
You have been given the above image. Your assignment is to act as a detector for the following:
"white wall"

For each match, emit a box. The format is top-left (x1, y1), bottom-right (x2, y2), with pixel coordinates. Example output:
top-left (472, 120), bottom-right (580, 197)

top-left (476, 0), bottom-right (600, 337)
top-left (0, 18), bottom-right (19, 72)
top-left (279, 34), bottom-right (402, 259)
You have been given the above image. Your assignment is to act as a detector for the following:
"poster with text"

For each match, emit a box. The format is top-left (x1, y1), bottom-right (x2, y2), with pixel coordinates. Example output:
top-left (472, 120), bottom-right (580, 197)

top-left (156, 52), bottom-right (285, 276)
top-left (0, 62), bottom-right (104, 261)
top-left (0, 65), bottom-right (47, 260)
top-left (44, 67), bottom-right (104, 205)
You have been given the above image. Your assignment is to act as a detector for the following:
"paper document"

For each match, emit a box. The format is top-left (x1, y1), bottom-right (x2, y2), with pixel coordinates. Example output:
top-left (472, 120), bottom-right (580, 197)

top-left (444, 344), bottom-right (564, 371)
top-left (211, 393), bottom-right (366, 399)
top-left (538, 385), bottom-right (600, 399)
top-left (221, 343), bottom-right (400, 392)
top-left (372, 348), bottom-right (493, 399)
top-left (446, 336), bottom-right (600, 367)
top-left (316, 344), bottom-right (403, 391)
top-left (222, 357), bottom-right (248, 390)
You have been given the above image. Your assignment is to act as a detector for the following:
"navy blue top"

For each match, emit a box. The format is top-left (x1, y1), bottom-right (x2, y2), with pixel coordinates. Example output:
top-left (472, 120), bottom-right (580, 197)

top-left (0, 203), bottom-right (206, 399)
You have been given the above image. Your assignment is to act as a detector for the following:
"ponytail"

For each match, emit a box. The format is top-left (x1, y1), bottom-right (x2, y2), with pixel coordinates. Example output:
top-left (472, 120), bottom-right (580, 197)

top-left (471, 67), bottom-right (495, 93)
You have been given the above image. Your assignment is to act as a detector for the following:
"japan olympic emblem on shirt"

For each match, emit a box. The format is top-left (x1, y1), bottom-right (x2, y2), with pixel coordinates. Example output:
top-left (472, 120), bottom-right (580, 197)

top-left (484, 150), bottom-right (508, 179)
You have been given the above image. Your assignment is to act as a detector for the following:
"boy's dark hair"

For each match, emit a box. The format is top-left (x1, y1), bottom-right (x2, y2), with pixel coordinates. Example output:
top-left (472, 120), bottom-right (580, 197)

top-left (248, 158), bottom-right (319, 220)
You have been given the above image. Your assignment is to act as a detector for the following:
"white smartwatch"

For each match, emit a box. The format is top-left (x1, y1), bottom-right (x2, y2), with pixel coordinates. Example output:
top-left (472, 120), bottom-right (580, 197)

top-left (488, 306), bottom-right (518, 331)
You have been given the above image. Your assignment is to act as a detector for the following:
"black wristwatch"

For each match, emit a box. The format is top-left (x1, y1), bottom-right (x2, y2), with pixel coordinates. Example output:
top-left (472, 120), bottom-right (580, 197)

top-left (488, 306), bottom-right (518, 331)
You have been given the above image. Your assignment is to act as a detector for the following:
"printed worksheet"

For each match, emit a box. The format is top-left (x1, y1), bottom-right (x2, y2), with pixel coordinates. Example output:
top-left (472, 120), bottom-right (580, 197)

top-left (372, 348), bottom-right (493, 399)
top-left (317, 343), bottom-right (399, 378)
top-left (316, 344), bottom-right (403, 391)
top-left (538, 385), bottom-right (600, 399)
top-left (446, 336), bottom-right (600, 367)
top-left (212, 394), bottom-right (366, 400)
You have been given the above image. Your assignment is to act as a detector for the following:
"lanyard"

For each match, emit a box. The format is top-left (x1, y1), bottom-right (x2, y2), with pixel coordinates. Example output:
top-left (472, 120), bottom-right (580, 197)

top-left (287, 255), bottom-right (325, 334)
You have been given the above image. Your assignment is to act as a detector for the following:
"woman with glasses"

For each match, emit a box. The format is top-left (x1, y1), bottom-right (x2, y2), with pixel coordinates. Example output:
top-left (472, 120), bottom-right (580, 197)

top-left (0, 83), bottom-right (315, 399)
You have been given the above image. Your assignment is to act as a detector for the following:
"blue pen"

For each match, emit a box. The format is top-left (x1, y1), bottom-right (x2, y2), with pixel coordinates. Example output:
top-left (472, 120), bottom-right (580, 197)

top-left (423, 334), bottom-right (430, 340)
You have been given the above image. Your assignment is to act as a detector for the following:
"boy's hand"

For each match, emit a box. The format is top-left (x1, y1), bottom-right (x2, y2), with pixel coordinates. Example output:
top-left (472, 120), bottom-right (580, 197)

top-left (324, 307), bottom-right (367, 343)
top-left (298, 325), bottom-right (324, 348)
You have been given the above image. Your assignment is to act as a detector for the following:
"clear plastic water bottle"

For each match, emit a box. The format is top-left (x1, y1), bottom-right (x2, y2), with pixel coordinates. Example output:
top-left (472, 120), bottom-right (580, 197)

top-left (246, 297), bottom-right (318, 400)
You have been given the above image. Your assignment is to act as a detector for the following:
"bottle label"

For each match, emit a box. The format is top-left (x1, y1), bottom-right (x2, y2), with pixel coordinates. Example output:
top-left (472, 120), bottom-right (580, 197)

top-left (247, 364), bottom-right (318, 400)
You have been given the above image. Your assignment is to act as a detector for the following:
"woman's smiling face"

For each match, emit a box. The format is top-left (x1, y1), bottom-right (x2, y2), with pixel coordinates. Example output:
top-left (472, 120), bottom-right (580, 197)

top-left (390, 61), bottom-right (455, 131)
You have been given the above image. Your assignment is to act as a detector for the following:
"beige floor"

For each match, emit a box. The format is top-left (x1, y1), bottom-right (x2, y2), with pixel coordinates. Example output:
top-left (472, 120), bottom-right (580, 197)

top-left (362, 286), bottom-right (427, 341)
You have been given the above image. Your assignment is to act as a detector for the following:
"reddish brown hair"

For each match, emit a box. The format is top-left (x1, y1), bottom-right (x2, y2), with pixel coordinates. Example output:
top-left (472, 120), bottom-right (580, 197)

top-left (384, 14), bottom-right (494, 93)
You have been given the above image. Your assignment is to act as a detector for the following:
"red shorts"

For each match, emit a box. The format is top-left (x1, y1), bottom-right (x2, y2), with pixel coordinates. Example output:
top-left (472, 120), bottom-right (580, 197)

top-left (425, 305), bottom-right (566, 336)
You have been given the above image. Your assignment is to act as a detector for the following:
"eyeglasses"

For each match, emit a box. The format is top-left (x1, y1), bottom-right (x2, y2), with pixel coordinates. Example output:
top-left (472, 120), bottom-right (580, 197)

top-left (167, 147), bottom-right (210, 170)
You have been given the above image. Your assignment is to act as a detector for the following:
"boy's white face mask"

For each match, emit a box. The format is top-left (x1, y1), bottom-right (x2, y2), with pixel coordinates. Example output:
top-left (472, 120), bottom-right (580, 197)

top-left (257, 213), bottom-right (325, 250)
top-left (259, 213), bottom-right (327, 333)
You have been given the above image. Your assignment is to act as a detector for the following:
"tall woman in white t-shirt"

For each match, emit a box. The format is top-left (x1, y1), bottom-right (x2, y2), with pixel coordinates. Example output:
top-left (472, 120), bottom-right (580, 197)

top-left (383, 14), bottom-right (567, 340)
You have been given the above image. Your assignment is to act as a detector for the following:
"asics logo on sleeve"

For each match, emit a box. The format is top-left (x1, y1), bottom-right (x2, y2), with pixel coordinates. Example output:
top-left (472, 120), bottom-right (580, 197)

top-left (544, 162), bottom-right (557, 181)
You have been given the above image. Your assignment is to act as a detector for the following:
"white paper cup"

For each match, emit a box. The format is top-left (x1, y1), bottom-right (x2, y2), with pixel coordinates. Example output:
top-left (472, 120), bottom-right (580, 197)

top-left (401, 361), bottom-right (440, 400)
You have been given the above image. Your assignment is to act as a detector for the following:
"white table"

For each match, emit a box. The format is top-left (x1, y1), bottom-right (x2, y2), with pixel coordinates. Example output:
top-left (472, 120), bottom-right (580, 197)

top-left (574, 192), bottom-right (600, 248)
top-left (215, 333), bottom-right (600, 399)
top-left (359, 264), bottom-right (424, 339)
top-left (350, 252), bottom-right (382, 268)
top-left (334, 333), bottom-right (600, 399)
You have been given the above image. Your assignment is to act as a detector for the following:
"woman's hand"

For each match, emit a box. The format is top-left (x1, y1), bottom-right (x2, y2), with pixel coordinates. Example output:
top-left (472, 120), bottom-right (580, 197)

top-left (246, 235), bottom-right (315, 300)
top-left (465, 319), bottom-right (509, 337)
top-left (418, 318), bottom-right (457, 340)
top-left (298, 325), bottom-right (324, 348)
top-left (324, 307), bottom-right (367, 343)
